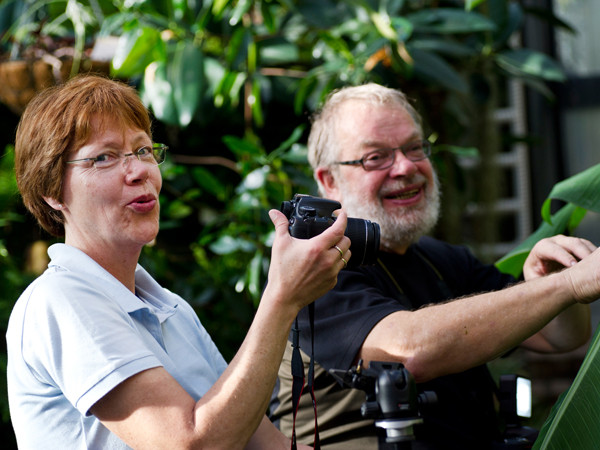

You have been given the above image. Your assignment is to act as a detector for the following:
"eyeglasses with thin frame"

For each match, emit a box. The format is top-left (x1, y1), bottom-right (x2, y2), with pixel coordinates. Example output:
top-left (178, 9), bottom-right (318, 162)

top-left (334, 139), bottom-right (431, 171)
top-left (66, 143), bottom-right (168, 169)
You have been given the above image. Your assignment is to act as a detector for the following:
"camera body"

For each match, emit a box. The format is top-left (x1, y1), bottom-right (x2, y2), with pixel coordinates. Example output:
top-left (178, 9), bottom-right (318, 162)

top-left (280, 194), bottom-right (380, 268)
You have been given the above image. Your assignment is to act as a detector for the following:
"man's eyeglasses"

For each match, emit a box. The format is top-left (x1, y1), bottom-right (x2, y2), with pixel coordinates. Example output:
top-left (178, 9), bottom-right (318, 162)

top-left (66, 144), bottom-right (168, 169)
top-left (334, 140), bottom-right (431, 171)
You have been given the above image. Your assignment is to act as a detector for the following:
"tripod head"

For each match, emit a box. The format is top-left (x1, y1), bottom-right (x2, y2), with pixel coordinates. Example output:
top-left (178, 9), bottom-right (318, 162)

top-left (330, 360), bottom-right (436, 449)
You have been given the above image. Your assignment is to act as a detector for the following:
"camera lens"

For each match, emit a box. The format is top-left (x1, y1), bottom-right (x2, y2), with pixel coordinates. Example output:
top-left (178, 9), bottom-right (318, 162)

top-left (344, 218), bottom-right (380, 267)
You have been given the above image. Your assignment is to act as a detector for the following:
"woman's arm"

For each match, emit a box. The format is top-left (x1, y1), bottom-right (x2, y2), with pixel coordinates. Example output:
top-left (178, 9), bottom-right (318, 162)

top-left (91, 210), bottom-right (350, 449)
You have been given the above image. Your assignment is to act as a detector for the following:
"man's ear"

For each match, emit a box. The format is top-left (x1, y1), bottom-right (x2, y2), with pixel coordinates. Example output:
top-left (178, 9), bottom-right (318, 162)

top-left (43, 196), bottom-right (63, 211)
top-left (315, 167), bottom-right (342, 201)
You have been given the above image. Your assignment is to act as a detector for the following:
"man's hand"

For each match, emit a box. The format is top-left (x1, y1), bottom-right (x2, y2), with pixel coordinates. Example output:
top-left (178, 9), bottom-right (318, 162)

top-left (523, 235), bottom-right (597, 281)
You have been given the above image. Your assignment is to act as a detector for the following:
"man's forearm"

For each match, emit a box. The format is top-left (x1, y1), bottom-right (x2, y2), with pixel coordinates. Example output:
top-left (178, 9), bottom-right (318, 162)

top-left (361, 270), bottom-right (579, 382)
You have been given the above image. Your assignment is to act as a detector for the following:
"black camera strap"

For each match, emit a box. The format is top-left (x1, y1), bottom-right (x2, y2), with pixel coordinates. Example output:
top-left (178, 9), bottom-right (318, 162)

top-left (290, 302), bottom-right (321, 450)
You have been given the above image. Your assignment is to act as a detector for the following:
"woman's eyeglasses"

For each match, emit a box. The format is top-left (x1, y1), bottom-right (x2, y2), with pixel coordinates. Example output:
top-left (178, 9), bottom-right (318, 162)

top-left (66, 144), bottom-right (168, 169)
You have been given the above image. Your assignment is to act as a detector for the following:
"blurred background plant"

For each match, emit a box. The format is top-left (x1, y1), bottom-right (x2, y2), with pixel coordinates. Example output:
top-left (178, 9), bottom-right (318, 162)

top-left (1, 0), bottom-right (599, 446)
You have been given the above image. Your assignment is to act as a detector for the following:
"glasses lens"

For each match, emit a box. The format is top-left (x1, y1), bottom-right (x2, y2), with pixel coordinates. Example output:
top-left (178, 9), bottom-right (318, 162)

top-left (363, 149), bottom-right (394, 171)
top-left (404, 141), bottom-right (430, 161)
top-left (152, 145), bottom-right (167, 164)
top-left (93, 155), bottom-right (117, 169)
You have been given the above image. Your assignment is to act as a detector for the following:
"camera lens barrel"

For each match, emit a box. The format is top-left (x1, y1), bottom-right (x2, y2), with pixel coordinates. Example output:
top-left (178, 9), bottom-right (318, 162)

top-left (344, 218), bottom-right (380, 267)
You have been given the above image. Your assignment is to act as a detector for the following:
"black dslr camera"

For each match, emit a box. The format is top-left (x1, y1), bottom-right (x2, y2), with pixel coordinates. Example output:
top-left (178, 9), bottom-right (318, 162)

top-left (280, 194), bottom-right (380, 268)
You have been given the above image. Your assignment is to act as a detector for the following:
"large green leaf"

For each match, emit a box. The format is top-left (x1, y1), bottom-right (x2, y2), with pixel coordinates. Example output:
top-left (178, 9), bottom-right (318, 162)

top-left (406, 8), bottom-right (496, 34)
top-left (257, 37), bottom-right (300, 65)
top-left (495, 49), bottom-right (566, 82)
top-left (171, 40), bottom-right (204, 127)
top-left (112, 26), bottom-right (164, 77)
top-left (533, 324), bottom-right (600, 449)
top-left (495, 203), bottom-right (584, 278)
top-left (409, 47), bottom-right (469, 93)
top-left (541, 163), bottom-right (600, 224)
top-left (496, 164), bottom-right (600, 276)
top-left (409, 37), bottom-right (478, 58)
top-left (141, 60), bottom-right (178, 125)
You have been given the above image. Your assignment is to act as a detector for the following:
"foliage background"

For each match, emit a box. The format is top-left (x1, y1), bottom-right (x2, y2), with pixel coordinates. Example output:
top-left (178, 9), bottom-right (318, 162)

top-left (0, 0), bottom-right (594, 447)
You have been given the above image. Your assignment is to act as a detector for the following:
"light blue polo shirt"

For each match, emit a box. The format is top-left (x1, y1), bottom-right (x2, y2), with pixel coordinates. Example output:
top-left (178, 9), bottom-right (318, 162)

top-left (7, 243), bottom-right (228, 449)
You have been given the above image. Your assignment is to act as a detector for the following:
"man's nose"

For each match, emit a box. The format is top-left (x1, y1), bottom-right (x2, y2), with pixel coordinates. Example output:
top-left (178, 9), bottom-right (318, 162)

top-left (388, 149), bottom-right (418, 177)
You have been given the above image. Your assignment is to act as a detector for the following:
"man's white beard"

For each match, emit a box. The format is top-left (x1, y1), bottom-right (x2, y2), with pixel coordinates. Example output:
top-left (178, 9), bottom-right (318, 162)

top-left (337, 172), bottom-right (441, 251)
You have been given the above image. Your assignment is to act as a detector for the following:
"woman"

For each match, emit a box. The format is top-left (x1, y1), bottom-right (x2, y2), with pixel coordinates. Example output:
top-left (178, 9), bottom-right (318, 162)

top-left (7, 75), bottom-right (351, 449)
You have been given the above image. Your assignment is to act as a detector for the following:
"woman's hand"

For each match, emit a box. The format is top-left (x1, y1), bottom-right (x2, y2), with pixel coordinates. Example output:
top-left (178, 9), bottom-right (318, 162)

top-left (265, 208), bottom-right (351, 312)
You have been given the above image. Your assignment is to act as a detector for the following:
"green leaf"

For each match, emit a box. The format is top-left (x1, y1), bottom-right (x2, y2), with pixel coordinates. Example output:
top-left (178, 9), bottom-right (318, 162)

top-left (172, 0), bottom-right (189, 21)
top-left (204, 56), bottom-right (226, 96)
top-left (294, 76), bottom-right (318, 115)
top-left (211, 0), bottom-right (232, 19)
top-left (236, 166), bottom-right (270, 193)
top-left (495, 203), bottom-right (581, 278)
top-left (112, 26), bottom-right (164, 77)
top-left (371, 10), bottom-right (397, 41)
top-left (268, 125), bottom-right (305, 161)
top-left (409, 37), bottom-right (478, 58)
top-left (533, 325), bottom-right (600, 449)
top-left (164, 198), bottom-right (193, 219)
top-left (495, 49), bottom-right (567, 82)
top-left (250, 78), bottom-right (264, 128)
top-left (406, 8), bottom-right (496, 34)
top-left (435, 144), bottom-right (479, 158)
top-left (65, 0), bottom-right (94, 74)
top-left (541, 163), bottom-right (600, 223)
top-left (258, 37), bottom-right (300, 65)
top-left (171, 40), bottom-right (204, 127)
top-left (389, 16), bottom-right (414, 42)
top-left (409, 47), bottom-right (469, 93)
top-left (223, 135), bottom-right (262, 159)
top-left (247, 249), bottom-right (264, 302)
top-left (209, 235), bottom-right (255, 255)
top-left (260, 0), bottom-right (276, 33)
top-left (141, 61), bottom-right (179, 125)
top-left (214, 71), bottom-right (246, 108)
top-left (465, 0), bottom-right (486, 11)
top-left (191, 167), bottom-right (227, 200)
top-left (229, 0), bottom-right (251, 26)
top-left (490, 1), bottom-right (524, 48)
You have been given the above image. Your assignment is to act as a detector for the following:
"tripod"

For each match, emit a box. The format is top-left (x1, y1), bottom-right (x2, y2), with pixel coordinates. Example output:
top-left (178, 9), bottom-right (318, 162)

top-left (330, 360), bottom-right (436, 450)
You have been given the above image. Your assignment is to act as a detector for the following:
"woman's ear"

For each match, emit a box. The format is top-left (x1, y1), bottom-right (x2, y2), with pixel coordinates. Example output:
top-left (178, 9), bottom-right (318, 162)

top-left (315, 167), bottom-right (341, 202)
top-left (43, 196), bottom-right (63, 211)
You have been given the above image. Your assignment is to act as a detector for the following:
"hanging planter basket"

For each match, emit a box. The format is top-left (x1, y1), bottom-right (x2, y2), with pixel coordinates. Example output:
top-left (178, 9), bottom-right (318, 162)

top-left (0, 54), bottom-right (110, 115)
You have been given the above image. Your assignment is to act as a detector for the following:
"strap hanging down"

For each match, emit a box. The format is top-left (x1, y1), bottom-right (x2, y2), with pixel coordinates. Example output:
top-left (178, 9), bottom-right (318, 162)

top-left (290, 303), bottom-right (320, 450)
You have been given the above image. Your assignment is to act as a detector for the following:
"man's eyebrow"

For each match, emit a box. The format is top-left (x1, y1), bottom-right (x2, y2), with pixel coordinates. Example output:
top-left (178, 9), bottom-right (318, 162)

top-left (361, 134), bottom-right (422, 149)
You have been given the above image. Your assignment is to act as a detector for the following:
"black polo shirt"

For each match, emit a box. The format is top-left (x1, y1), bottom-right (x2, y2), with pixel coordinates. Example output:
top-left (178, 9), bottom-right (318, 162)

top-left (270, 236), bottom-right (516, 449)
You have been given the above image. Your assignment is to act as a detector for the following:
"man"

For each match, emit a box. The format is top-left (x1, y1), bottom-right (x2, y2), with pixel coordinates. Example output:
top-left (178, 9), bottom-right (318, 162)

top-left (269, 83), bottom-right (599, 449)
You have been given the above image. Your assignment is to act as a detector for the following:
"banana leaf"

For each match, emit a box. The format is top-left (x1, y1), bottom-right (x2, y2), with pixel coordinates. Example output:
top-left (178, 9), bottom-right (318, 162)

top-left (496, 163), bottom-right (600, 278)
top-left (499, 164), bottom-right (600, 447)
top-left (533, 324), bottom-right (600, 449)
top-left (495, 203), bottom-right (585, 278)
top-left (541, 163), bottom-right (600, 223)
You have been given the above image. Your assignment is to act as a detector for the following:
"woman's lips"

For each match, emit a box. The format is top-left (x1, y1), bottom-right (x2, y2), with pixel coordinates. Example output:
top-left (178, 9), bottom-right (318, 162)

top-left (128, 195), bottom-right (157, 213)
